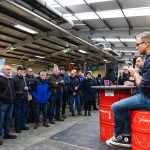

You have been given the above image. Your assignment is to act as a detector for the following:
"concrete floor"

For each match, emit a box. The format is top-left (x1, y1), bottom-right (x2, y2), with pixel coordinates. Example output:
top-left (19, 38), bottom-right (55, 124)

top-left (0, 111), bottom-right (130, 150)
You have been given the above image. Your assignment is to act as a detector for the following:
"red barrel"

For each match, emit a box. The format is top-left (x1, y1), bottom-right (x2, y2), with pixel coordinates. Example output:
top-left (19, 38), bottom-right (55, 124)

top-left (99, 88), bottom-right (131, 142)
top-left (131, 110), bottom-right (150, 150)
top-left (99, 89), bottom-right (119, 142)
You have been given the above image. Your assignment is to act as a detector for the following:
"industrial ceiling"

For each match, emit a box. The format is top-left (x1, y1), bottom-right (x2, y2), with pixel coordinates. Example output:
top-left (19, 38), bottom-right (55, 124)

top-left (0, 0), bottom-right (150, 67)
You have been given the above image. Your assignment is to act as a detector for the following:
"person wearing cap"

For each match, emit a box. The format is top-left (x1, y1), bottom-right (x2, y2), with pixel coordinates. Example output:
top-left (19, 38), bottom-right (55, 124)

top-left (69, 70), bottom-right (82, 116)
top-left (82, 71), bottom-right (97, 116)
top-left (13, 66), bottom-right (29, 133)
top-left (0, 65), bottom-right (17, 145)
top-left (48, 67), bottom-right (65, 123)
top-left (59, 67), bottom-right (70, 119)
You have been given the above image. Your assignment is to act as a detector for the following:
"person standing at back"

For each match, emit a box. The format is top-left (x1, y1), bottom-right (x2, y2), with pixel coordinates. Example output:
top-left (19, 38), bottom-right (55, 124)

top-left (59, 67), bottom-right (70, 119)
top-left (118, 66), bottom-right (130, 85)
top-left (0, 65), bottom-right (17, 145)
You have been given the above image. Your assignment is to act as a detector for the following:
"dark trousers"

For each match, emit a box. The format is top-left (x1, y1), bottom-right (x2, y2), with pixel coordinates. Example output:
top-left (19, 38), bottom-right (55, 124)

top-left (49, 95), bottom-right (62, 121)
top-left (27, 100), bottom-right (35, 123)
top-left (0, 104), bottom-right (13, 136)
top-left (62, 91), bottom-right (68, 115)
top-left (14, 100), bottom-right (27, 131)
top-left (34, 103), bottom-right (47, 123)
top-left (84, 101), bottom-right (92, 111)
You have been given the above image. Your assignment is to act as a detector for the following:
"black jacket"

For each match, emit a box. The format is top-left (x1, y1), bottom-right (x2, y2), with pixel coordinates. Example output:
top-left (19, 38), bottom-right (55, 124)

top-left (0, 75), bottom-right (16, 104)
top-left (69, 76), bottom-right (80, 95)
top-left (82, 78), bottom-right (96, 101)
top-left (13, 75), bottom-right (27, 100)
top-left (118, 73), bottom-right (130, 85)
top-left (139, 54), bottom-right (150, 97)
top-left (25, 75), bottom-right (38, 92)
top-left (48, 74), bottom-right (64, 95)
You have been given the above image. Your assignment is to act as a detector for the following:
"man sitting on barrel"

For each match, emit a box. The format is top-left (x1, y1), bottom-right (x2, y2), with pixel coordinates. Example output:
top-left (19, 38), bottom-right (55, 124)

top-left (106, 32), bottom-right (150, 147)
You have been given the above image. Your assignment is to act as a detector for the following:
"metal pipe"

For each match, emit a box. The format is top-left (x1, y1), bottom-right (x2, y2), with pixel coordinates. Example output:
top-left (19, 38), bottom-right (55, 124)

top-left (35, 0), bottom-right (74, 28)
top-left (3, 0), bottom-right (118, 61)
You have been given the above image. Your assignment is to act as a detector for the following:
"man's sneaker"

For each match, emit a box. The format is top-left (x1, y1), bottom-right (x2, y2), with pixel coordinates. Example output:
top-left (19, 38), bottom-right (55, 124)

top-left (107, 135), bottom-right (131, 147)
top-left (4, 134), bottom-right (17, 139)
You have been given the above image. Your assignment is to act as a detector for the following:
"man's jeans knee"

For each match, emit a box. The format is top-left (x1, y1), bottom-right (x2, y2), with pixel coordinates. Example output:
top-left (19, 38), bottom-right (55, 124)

top-left (112, 93), bottom-right (150, 137)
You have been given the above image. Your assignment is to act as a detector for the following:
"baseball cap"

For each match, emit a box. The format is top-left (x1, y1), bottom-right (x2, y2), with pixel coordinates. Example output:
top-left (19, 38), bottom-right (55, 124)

top-left (17, 66), bottom-right (26, 70)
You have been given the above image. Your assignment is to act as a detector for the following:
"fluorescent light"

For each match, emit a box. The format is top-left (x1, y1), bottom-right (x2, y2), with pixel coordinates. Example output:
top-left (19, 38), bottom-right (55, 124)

top-left (75, 12), bottom-right (99, 20)
top-left (103, 59), bottom-right (107, 61)
top-left (105, 38), bottom-right (120, 42)
top-left (57, 0), bottom-right (85, 6)
top-left (92, 38), bottom-right (105, 42)
top-left (123, 7), bottom-right (150, 17)
top-left (35, 55), bottom-right (45, 59)
top-left (78, 50), bottom-right (87, 54)
top-left (103, 47), bottom-right (112, 50)
top-left (120, 38), bottom-right (136, 42)
top-left (42, 0), bottom-right (57, 5)
top-left (97, 9), bottom-right (124, 19)
top-left (87, 0), bottom-right (114, 3)
top-left (14, 24), bottom-right (38, 34)
top-left (70, 62), bottom-right (75, 64)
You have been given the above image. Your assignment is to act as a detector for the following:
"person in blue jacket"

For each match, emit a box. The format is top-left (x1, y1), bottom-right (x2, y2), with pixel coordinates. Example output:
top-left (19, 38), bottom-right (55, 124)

top-left (32, 71), bottom-right (51, 129)
top-left (106, 32), bottom-right (150, 147)
top-left (82, 71), bottom-right (96, 116)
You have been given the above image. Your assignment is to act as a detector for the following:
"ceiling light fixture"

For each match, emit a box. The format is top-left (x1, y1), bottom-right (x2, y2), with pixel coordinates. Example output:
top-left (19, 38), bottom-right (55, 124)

top-left (35, 55), bottom-right (45, 59)
top-left (14, 24), bottom-right (38, 34)
top-left (78, 50), bottom-right (87, 54)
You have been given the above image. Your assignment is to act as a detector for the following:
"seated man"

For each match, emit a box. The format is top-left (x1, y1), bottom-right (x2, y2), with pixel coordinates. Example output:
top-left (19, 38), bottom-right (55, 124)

top-left (106, 32), bottom-right (150, 147)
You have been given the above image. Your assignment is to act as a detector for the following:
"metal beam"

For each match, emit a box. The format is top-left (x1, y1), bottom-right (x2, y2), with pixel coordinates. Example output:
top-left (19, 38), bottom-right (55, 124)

top-left (112, 47), bottom-right (135, 51)
top-left (84, 0), bottom-right (112, 30)
top-left (71, 29), bottom-right (150, 37)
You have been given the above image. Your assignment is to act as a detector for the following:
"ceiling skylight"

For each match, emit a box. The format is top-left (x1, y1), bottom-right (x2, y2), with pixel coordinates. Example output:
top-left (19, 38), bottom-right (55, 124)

top-left (105, 38), bottom-right (120, 42)
top-left (87, 0), bottom-right (114, 3)
top-left (120, 38), bottom-right (136, 42)
top-left (75, 12), bottom-right (99, 20)
top-left (55, 0), bottom-right (85, 6)
top-left (97, 9), bottom-right (124, 19)
top-left (123, 7), bottom-right (150, 17)
top-left (63, 14), bottom-right (78, 21)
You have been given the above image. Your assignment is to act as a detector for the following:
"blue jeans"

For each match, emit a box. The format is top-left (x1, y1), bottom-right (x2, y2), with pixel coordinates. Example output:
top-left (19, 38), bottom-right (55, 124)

top-left (49, 95), bottom-right (62, 120)
top-left (14, 100), bottom-right (27, 131)
top-left (69, 95), bottom-right (81, 113)
top-left (112, 93), bottom-right (150, 137)
top-left (34, 103), bottom-right (47, 123)
top-left (0, 104), bottom-right (13, 136)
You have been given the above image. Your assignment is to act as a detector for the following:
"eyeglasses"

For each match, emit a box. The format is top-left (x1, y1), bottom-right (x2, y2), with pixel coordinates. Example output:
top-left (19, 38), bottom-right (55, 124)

top-left (136, 42), bottom-right (145, 47)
